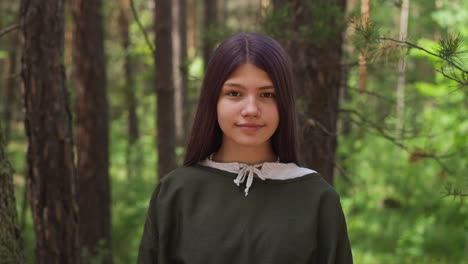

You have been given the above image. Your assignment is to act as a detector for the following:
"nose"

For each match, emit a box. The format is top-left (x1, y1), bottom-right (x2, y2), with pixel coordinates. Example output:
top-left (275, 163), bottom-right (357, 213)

top-left (240, 96), bottom-right (259, 117)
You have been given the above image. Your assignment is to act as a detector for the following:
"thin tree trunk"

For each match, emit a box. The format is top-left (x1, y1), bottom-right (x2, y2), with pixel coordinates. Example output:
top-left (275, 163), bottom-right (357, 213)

top-left (118, 0), bottom-right (140, 178)
top-left (203, 0), bottom-right (218, 68)
top-left (396, 0), bottom-right (410, 138)
top-left (358, 0), bottom-right (369, 93)
top-left (274, 0), bottom-right (346, 184)
top-left (71, 0), bottom-right (112, 262)
top-left (154, 0), bottom-right (176, 177)
top-left (179, 0), bottom-right (190, 144)
top-left (118, 0), bottom-right (139, 145)
top-left (0, 121), bottom-right (24, 263)
top-left (173, 0), bottom-right (183, 147)
top-left (339, 0), bottom-right (356, 136)
top-left (187, 0), bottom-right (197, 55)
top-left (20, 0), bottom-right (80, 262)
top-left (173, 0), bottom-right (189, 148)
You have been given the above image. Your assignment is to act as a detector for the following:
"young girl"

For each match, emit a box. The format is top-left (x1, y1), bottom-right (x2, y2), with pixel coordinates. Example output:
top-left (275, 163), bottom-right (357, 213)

top-left (138, 33), bottom-right (353, 264)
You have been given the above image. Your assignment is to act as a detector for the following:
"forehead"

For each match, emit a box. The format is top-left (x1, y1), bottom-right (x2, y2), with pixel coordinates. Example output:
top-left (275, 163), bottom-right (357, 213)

top-left (224, 63), bottom-right (273, 86)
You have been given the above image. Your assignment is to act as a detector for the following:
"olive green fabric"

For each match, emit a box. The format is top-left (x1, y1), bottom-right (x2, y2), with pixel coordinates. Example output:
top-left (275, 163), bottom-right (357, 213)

top-left (138, 164), bottom-right (353, 264)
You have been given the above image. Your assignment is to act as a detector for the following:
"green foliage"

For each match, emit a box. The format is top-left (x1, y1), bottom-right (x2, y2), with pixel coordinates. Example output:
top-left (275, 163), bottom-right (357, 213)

top-left (339, 1), bottom-right (468, 262)
top-left (0, 50), bottom-right (7, 60)
top-left (336, 134), bottom-right (467, 264)
top-left (437, 34), bottom-right (465, 62)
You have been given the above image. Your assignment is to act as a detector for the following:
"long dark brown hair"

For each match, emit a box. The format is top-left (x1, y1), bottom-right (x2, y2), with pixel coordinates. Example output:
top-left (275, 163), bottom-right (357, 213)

top-left (183, 33), bottom-right (300, 166)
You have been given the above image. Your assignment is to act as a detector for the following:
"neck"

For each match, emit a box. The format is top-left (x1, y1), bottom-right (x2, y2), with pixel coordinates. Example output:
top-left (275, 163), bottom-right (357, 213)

top-left (213, 142), bottom-right (277, 165)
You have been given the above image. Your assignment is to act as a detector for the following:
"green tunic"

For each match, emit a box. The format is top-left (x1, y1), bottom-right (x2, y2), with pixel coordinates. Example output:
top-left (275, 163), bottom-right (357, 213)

top-left (138, 164), bottom-right (353, 264)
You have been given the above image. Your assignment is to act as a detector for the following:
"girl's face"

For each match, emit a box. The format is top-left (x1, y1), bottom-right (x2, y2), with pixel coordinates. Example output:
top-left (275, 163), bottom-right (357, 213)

top-left (217, 63), bottom-right (279, 150)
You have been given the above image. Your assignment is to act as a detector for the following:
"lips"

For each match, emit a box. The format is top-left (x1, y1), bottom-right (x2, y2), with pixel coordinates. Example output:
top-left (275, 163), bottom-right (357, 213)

top-left (237, 123), bottom-right (263, 127)
top-left (236, 123), bottom-right (264, 131)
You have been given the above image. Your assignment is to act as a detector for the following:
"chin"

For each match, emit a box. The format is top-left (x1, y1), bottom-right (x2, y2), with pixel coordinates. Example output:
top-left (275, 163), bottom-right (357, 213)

top-left (234, 139), bottom-right (270, 148)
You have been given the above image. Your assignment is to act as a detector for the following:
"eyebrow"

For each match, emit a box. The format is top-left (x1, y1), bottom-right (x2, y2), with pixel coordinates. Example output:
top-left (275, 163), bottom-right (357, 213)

top-left (223, 82), bottom-right (275, 90)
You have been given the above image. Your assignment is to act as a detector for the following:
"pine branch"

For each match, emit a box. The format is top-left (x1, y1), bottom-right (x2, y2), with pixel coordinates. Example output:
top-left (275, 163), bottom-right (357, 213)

top-left (0, 24), bottom-right (20, 39)
top-left (378, 37), bottom-right (467, 75)
top-left (340, 108), bottom-right (455, 175)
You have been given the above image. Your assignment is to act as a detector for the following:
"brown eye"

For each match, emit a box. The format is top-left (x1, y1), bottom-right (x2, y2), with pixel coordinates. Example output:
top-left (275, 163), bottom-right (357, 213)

top-left (261, 92), bottom-right (276, 98)
top-left (227, 91), bottom-right (241, 97)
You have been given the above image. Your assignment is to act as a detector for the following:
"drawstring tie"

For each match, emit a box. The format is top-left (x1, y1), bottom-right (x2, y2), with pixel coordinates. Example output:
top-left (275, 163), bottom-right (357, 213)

top-left (233, 164), bottom-right (266, 197)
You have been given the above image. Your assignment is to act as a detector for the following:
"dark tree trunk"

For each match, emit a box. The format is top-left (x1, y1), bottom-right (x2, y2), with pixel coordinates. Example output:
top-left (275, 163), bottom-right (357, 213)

top-left (202, 0), bottom-right (218, 68)
top-left (273, 0), bottom-right (347, 184)
top-left (154, 0), bottom-right (176, 177)
top-left (20, 0), bottom-right (80, 262)
top-left (71, 0), bottom-right (112, 262)
top-left (118, 0), bottom-right (139, 145)
top-left (179, 0), bottom-right (190, 145)
top-left (0, 122), bottom-right (24, 263)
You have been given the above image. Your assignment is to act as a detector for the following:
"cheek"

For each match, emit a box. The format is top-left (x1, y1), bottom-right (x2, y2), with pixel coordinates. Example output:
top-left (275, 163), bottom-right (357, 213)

top-left (216, 100), bottom-right (231, 127)
top-left (269, 104), bottom-right (280, 129)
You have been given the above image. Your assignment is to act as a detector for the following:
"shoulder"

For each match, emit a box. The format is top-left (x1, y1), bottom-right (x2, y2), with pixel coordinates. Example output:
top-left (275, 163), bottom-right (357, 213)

top-left (158, 165), bottom-right (218, 190)
top-left (296, 171), bottom-right (343, 206)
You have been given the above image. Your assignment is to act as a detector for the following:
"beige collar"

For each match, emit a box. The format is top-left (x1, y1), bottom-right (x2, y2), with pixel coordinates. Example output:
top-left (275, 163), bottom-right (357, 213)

top-left (199, 156), bottom-right (316, 197)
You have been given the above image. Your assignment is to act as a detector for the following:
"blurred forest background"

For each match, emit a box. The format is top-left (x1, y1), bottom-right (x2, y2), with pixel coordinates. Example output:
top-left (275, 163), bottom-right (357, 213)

top-left (0, 0), bottom-right (466, 263)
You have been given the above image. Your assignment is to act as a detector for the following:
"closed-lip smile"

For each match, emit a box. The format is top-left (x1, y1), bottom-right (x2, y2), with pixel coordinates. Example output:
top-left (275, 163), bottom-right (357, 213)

top-left (237, 123), bottom-right (264, 127)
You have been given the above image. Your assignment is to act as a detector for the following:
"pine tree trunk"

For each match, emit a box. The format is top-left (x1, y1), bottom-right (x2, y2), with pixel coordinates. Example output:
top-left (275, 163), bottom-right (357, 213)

top-left (118, 0), bottom-right (139, 145)
top-left (118, 0), bottom-right (140, 178)
top-left (20, 0), bottom-right (80, 262)
top-left (358, 0), bottom-right (369, 92)
top-left (187, 0), bottom-right (198, 54)
top-left (154, 0), bottom-right (177, 177)
top-left (173, 0), bottom-right (189, 148)
top-left (396, 0), bottom-right (410, 138)
top-left (274, 0), bottom-right (346, 184)
top-left (202, 0), bottom-right (218, 68)
top-left (179, 0), bottom-right (190, 145)
top-left (71, 0), bottom-right (112, 262)
top-left (0, 122), bottom-right (24, 263)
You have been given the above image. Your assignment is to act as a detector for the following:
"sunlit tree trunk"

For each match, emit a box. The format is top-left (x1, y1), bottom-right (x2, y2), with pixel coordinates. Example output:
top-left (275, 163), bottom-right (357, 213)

top-left (396, 0), bottom-right (410, 138)
top-left (358, 0), bottom-right (370, 93)
top-left (72, 0), bottom-right (112, 262)
top-left (173, 0), bottom-right (189, 148)
top-left (187, 0), bottom-right (198, 55)
top-left (154, 0), bottom-right (176, 177)
top-left (20, 0), bottom-right (80, 262)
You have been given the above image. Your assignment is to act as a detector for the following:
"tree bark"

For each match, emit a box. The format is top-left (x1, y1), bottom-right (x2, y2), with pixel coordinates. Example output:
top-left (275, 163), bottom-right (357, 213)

top-left (154, 0), bottom-right (177, 177)
top-left (0, 122), bottom-right (24, 263)
top-left (173, 0), bottom-right (189, 148)
top-left (273, 0), bottom-right (347, 184)
top-left (202, 0), bottom-right (218, 68)
top-left (358, 0), bottom-right (370, 93)
top-left (396, 0), bottom-right (410, 138)
top-left (20, 0), bottom-right (80, 262)
top-left (187, 0), bottom-right (198, 54)
top-left (71, 0), bottom-right (112, 262)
